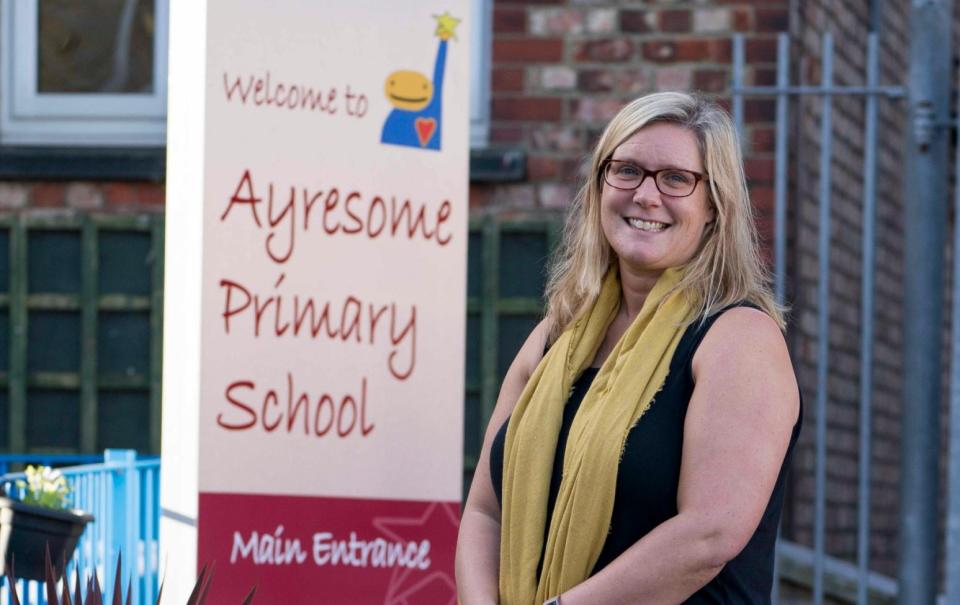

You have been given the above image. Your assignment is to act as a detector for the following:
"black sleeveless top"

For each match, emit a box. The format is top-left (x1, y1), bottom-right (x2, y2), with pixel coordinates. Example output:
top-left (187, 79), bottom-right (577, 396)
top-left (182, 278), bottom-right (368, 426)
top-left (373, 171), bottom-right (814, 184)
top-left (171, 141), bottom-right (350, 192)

top-left (489, 306), bottom-right (802, 604)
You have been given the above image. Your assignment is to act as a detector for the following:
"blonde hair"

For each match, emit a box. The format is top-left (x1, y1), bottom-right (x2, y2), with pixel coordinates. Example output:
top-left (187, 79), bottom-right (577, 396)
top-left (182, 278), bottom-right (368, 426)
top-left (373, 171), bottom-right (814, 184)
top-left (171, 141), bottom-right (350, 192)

top-left (544, 91), bottom-right (785, 340)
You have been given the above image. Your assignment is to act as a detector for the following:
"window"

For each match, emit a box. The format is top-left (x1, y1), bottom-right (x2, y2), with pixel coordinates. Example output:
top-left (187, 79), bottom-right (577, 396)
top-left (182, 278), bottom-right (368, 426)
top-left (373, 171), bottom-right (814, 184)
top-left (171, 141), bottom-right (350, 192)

top-left (470, 0), bottom-right (492, 148)
top-left (0, 0), bottom-right (168, 147)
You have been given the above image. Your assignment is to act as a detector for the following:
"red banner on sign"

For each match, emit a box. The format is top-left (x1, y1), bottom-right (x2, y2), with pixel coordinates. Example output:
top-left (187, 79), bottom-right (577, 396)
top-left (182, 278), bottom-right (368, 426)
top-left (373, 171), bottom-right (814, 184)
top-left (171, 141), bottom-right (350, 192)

top-left (198, 493), bottom-right (460, 604)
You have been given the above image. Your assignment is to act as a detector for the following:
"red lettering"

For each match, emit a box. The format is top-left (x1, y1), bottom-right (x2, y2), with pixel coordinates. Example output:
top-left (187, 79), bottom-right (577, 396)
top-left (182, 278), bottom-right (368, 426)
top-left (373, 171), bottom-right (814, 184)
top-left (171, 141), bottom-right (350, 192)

top-left (265, 184), bottom-right (296, 264)
top-left (314, 395), bottom-right (335, 436)
top-left (343, 192), bottom-right (364, 234)
top-left (221, 170), bottom-right (262, 226)
top-left (263, 390), bottom-right (281, 431)
top-left (218, 381), bottom-right (257, 430)
top-left (389, 305), bottom-right (417, 381)
top-left (323, 189), bottom-right (341, 234)
top-left (367, 196), bottom-right (386, 237)
top-left (337, 396), bottom-right (357, 437)
top-left (220, 279), bottom-right (252, 334)
top-left (216, 374), bottom-right (374, 439)
top-left (436, 201), bottom-right (452, 246)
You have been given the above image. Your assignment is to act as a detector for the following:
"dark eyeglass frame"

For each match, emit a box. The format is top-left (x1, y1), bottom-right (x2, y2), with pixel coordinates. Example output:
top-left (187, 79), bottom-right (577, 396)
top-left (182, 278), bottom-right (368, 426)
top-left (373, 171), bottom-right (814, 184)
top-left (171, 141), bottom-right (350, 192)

top-left (600, 159), bottom-right (708, 198)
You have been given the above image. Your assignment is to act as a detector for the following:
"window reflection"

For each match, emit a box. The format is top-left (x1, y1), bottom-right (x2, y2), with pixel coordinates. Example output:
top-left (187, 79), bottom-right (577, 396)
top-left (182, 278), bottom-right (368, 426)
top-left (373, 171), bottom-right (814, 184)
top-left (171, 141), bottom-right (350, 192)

top-left (38, 0), bottom-right (155, 94)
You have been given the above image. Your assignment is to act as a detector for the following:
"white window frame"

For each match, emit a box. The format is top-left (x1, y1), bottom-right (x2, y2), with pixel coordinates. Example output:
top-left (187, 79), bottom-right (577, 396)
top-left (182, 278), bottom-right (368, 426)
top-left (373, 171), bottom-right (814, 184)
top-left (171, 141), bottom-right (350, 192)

top-left (0, 0), bottom-right (168, 147)
top-left (470, 0), bottom-right (491, 148)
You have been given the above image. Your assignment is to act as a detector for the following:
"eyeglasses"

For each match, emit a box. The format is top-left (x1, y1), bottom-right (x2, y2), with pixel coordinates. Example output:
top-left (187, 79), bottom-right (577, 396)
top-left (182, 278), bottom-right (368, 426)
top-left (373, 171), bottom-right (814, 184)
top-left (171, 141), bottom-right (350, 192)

top-left (600, 159), bottom-right (706, 198)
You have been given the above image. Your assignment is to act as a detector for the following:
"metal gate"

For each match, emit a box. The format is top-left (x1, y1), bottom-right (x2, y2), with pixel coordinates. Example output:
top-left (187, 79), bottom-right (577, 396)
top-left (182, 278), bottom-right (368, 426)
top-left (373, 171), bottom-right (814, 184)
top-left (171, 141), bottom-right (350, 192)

top-left (732, 25), bottom-right (960, 604)
top-left (732, 33), bottom-right (906, 605)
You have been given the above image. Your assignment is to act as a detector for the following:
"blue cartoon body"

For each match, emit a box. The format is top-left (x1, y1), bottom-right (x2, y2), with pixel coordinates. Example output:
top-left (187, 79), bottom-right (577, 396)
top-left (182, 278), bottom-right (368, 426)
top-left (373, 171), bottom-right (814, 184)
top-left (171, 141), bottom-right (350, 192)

top-left (381, 40), bottom-right (447, 151)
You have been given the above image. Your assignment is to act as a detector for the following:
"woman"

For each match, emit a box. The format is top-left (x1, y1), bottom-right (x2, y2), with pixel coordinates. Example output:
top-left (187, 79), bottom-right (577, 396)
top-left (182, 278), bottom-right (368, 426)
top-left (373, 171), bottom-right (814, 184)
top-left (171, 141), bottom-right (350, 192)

top-left (455, 92), bottom-right (801, 605)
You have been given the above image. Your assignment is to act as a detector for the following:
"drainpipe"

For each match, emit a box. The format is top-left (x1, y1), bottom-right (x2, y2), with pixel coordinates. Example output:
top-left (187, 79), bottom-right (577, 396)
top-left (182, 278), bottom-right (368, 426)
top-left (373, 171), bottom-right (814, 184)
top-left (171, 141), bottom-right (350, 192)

top-left (899, 1), bottom-right (952, 604)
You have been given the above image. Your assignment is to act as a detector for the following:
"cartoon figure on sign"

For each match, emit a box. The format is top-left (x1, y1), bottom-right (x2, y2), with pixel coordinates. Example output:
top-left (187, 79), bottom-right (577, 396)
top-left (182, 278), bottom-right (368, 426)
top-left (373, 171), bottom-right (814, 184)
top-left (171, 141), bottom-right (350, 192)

top-left (381, 12), bottom-right (460, 151)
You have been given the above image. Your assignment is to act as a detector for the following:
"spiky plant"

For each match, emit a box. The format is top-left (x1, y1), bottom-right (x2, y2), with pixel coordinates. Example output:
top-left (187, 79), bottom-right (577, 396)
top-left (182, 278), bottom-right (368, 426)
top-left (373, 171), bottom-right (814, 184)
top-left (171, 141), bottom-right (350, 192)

top-left (3, 545), bottom-right (256, 605)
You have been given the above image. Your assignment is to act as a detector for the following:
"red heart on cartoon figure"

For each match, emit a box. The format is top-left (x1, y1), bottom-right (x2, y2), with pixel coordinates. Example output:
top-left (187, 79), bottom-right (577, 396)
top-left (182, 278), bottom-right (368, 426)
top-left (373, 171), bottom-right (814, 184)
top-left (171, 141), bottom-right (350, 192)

top-left (415, 118), bottom-right (437, 147)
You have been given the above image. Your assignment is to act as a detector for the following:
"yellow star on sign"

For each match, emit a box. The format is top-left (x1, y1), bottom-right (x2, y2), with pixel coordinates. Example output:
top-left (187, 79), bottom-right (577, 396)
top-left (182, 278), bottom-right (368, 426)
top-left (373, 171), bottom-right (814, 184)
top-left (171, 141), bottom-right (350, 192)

top-left (433, 11), bottom-right (461, 41)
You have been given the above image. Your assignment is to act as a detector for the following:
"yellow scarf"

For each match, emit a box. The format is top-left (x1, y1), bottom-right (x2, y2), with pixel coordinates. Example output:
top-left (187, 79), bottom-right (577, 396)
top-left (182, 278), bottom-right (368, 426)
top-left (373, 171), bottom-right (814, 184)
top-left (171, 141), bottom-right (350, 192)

top-left (499, 266), bottom-right (692, 604)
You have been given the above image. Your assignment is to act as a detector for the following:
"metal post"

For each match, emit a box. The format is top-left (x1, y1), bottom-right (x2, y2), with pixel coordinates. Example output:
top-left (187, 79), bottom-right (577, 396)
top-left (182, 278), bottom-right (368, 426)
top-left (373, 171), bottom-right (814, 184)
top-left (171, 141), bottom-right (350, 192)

top-left (900, 1), bottom-right (952, 603)
top-left (773, 33), bottom-right (790, 307)
top-left (812, 33), bottom-right (833, 605)
top-left (106, 449), bottom-right (138, 599)
top-left (857, 32), bottom-right (879, 605)
top-left (945, 18), bottom-right (960, 604)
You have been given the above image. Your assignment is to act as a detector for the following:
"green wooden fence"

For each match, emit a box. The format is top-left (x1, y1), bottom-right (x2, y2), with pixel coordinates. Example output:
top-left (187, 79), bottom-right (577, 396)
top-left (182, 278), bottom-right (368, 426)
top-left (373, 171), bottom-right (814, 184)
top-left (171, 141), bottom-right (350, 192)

top-left (2, 212), bottom-right (563, 491)
top-left (0, 213), bottom-right (164, 455)
top-left (463, 216), bottom-right (561, 492)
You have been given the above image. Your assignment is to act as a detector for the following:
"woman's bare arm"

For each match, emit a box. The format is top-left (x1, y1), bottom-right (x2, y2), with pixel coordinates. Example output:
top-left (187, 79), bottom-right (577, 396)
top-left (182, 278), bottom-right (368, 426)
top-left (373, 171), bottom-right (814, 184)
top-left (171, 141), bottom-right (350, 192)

top-left (557, 307), bottom-right (800, 605)
top-left (456, 318), bottom-right (551, 605)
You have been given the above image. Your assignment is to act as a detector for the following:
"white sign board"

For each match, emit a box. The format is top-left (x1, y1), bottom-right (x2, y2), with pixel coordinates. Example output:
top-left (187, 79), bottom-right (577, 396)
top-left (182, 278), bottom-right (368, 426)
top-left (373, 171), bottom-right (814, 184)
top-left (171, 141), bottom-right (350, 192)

top-left (161, 1), bottom-right (468, 601)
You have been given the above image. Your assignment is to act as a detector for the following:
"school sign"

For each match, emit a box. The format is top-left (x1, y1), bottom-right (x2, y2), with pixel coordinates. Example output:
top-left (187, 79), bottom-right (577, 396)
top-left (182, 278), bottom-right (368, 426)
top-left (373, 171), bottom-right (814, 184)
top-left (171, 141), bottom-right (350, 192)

top-left (161, 2), bottom-right (468, 602)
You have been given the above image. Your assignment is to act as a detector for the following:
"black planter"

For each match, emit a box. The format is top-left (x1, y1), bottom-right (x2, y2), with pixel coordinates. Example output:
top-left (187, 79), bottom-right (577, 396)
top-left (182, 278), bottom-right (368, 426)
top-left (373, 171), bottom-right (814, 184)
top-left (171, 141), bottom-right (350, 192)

top-left (0, 497), bottom-right (94, 581)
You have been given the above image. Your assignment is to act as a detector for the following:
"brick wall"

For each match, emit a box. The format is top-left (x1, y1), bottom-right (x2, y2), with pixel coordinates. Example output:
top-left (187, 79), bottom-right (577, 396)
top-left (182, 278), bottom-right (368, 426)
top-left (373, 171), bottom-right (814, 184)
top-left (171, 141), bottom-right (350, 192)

top-left (479, 0), bottom-right (788, 212)
top-left (0, 181), bottom-right (164, 214)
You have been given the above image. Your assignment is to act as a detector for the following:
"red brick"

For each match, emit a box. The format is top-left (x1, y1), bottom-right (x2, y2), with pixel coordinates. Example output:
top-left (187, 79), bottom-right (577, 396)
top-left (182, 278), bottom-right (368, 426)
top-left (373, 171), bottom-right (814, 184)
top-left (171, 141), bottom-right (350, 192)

top-left (469, 184), bottom-right (493, 208)
top-left (659, 9), bottom-right (691, 33)
top-left (104, 183), bottom-right (138, 206)
top-left (492, 97), bottom-right (563, 121)
top-left (751, 126), bottom-right (775, 152)
top-left (490, 125), bottom-right (524, 144)
top-left (745, 98), bottom-right (776, 122)
top-left (710, 39), bottom-right (733, 63)
top-left (756, 8), bottom-right (789, 32)
top-left (693, 68), bottom-right (728, 93)
top-left (539, 183), bottom-right (575, 209)
top-left (527, 155), bottom-right (561, 180)
top-left (493, 38), bottom-right (564, 62)
top-left (574, 39), bottom-right (634, 62)
top-left (643, 39), bottom-right (707, 63)
top-left (530, 125), bottom-right (582, 152)
top-left (715, 0), bottom-right (788, 5)
top-left (748, 185), bottom-right (775, 209)
top-left (747, 37), bottom-right (779, 62)
top-left (619, 9), bottom-right (650, 33)
top-left (31, 183), bottom-right (64, 207)
top-left (492, 67), bottom-right (525, 92)
top-left (732, 8), bottom-right (752, 31)
top-left (644, 39), bottom-right (730, 63)
top-left (138, 183), bottom-right (165, 207)
top-left (562, 157), bottom-right (587, 180)
top-left (751, 67), bottom-right (777, 86)
top-left (573, 98), bottom-right (624, 122)
top-left (744, 158), bottom-right (775, 183)
top-left (529, 8), bottom-right (584, 35)
top-left (578, 69), bottom-right (615, 92)
top-left (493, 7), bottom-right (527, 33)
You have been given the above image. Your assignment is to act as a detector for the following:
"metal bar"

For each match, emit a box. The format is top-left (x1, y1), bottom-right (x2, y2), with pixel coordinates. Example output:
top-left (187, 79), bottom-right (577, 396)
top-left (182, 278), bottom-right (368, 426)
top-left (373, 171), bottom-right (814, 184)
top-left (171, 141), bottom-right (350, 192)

top-left (857, 32), bottom-right (880, 605)
top-left (771, 34), bottom-right (790, 605)
top-left (149, 214), bottom-right (165, 454)
top-left (773, 32), bottom-right (790, 307)
top-left (732, 34), bottom-right (745, 145)
top-left (899, 2), bottom-right (952, 603)
top-left (813, 32), bottom-right (834, 605)
top-left (80, 217), bottom-right (98, 453)
top-left (479, 216), bottom-right (499, 431)
top-left (8, 217), bottom-right (27, 452)
top-left (731, 84), bottom-right (907, 97)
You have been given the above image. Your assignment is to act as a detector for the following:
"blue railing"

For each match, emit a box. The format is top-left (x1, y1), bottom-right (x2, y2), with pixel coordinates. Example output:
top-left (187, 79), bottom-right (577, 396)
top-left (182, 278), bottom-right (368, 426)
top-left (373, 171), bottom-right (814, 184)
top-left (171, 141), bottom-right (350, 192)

top-left (0, 450), bottom-right (160, 605)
